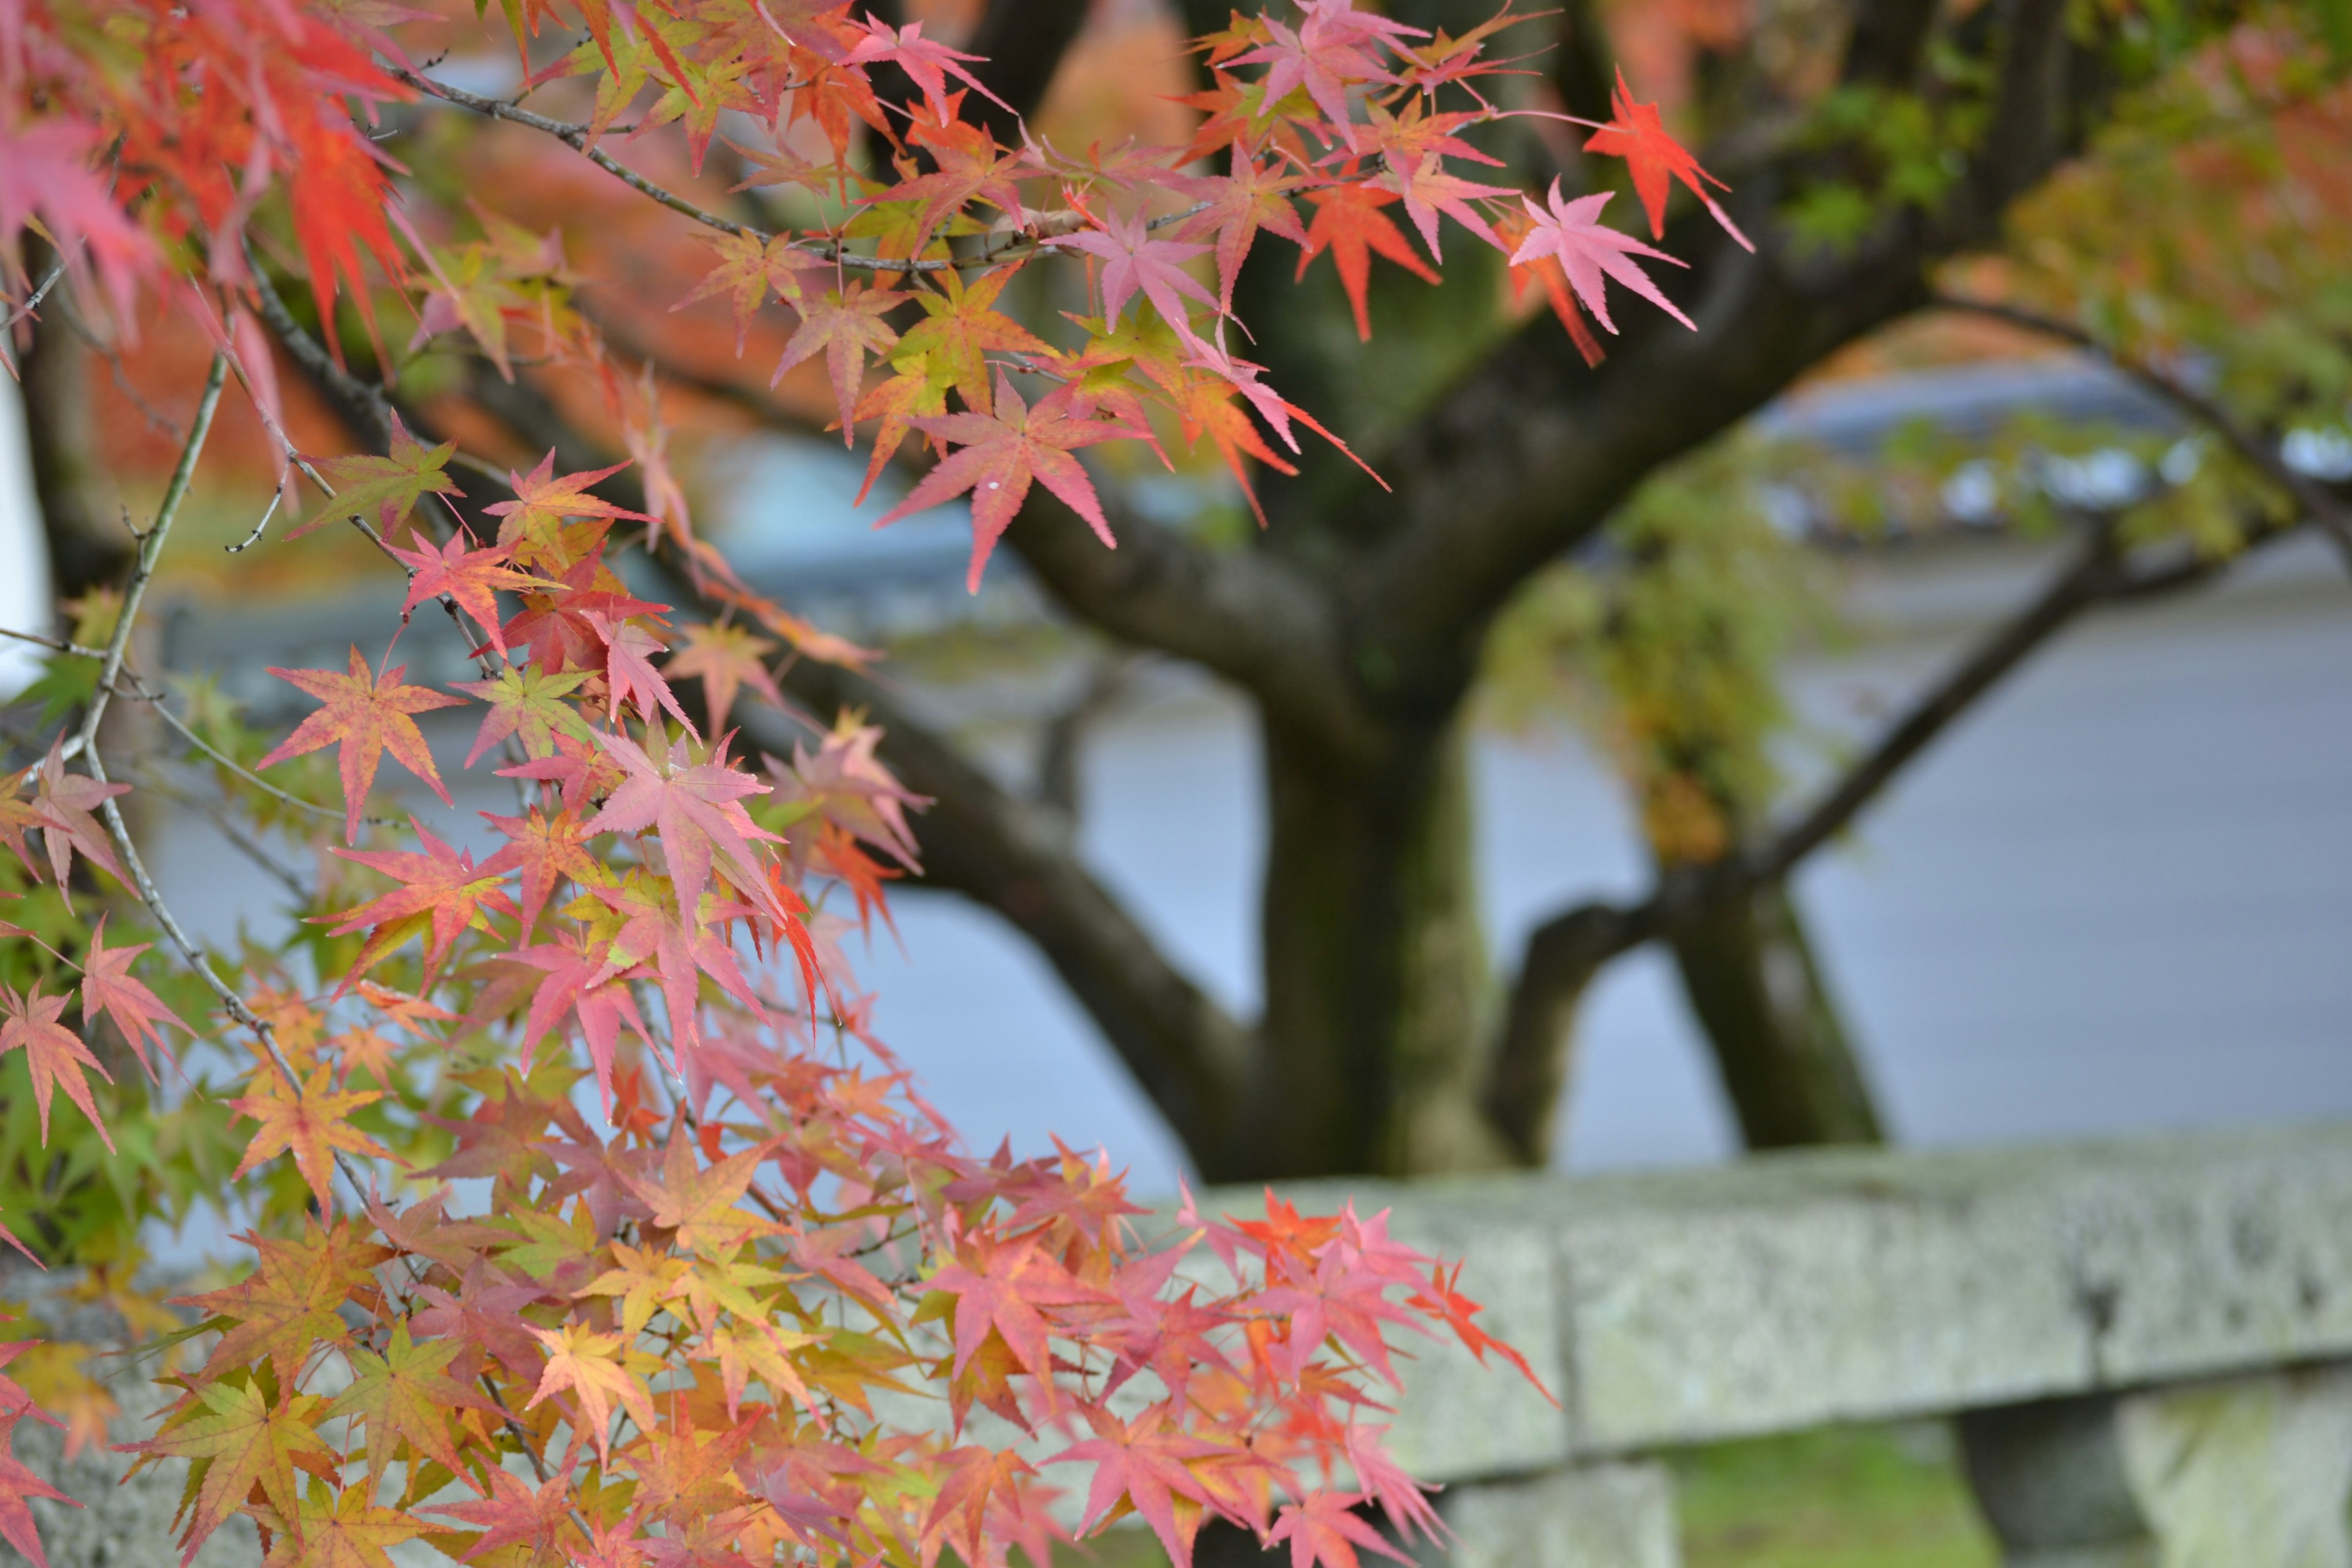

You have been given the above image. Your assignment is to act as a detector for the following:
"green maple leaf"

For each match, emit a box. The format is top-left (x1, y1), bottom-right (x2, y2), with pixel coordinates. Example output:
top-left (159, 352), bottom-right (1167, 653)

top-left (453, 665), bottom-right (594, 766)
top-left (126, 1379), bottom-right (330, 1560)
top-left (289, 417), bottom-right (462, 540)
top-left (328, 1324), bottom-right (483, 1489)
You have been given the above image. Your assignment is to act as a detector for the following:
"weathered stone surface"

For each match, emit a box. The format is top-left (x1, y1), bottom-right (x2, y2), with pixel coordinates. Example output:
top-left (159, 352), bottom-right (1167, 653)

top-left (1203, 1122), bottom-right (2352, 1474)
top-left (0, 1367), bottom-right (258, 1568)
top-left (2120, 1365), bottom-right (2352, 1568)
top-left (1425, 1462), bottom-right (1678, 1568)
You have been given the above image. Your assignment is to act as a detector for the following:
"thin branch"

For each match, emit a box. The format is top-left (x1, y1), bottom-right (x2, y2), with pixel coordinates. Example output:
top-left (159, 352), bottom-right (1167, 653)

top-left (1932, 292), bottom-right (2352, 567)
top-left (392, 64), bottom-right (1210, 274)
top-left (0, 625), bottom-right (104, 659)
top-left (78, 352), bottom-right (227, 755)
top-left (1485, 503), bottom-right (2309, 1161)
top-left (129, 768), bottom-right (311, 901)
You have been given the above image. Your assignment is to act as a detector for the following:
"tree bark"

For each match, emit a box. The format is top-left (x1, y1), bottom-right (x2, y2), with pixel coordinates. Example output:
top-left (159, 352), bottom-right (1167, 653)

top-left (1670, 879), bottom-right (1885, 1148)
top-left (19, 277), bottom-right (128, 601)
top-left (1229, 711), bottom-right (1513, 1179)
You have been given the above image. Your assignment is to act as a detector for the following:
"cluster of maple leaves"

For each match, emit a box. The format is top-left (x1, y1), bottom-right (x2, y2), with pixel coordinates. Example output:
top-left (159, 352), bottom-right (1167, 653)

top-left (0, 0), bottom-right (1757, 1561)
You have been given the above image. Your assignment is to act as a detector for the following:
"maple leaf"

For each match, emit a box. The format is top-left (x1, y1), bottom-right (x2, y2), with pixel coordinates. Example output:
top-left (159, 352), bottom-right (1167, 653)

top-left (767, 718), bottom-right (927, 871)
top-left (1377, 153), bottom-right (1509, 263)
top-left (454, 665), bottom-right (595, 766)
top-left (258, 648), bottom-right (466, 843)
top-left (512, 932), bottom-right (654, 1115)
top-left (1171, 152), bottom-right (1310, 311)
top-left (674, 230), bottom-right (827, 353)
top-left (891, 266), bottom-right (1049, 417)
top-left (1266, 1492), bottom-right (1409, 1568)
top-left (1493, 207), bottom-right (1607, 368)
top-left (290, 417), bottom-right (461, 540)
top-left (930, 1232), bottom-right (1102, 1383)
top-left (696, 1319), bottom-right (815, 1421)
top-left (1583, 67), bottom-right (1755, 251)
top-left (624, 1136), bottom-right (775, 1254)
top-left (432, 1467), bottom-right (578, 1565)
top-left (590, 612), bottom-right (696, 734)
top-left (774, 285), bottom-right (903, 439)
top-left (526, 1320), bottom-right (658, 1468)
top-left (666, 621), bottom-right (783, 733)
top-left (0, 118), bottom-right (154, 331)
top-left (926, 1448), bottom-right (1035, 1568)
top-left (328, 1323), bottom-right (490, 1489)
top-left (0, 768), bottom-right (48, 884)
top-left (79, 916), bottom-right (187, 1076)
top-left (385, 527), bottom-right (536, 654)
top-left (325, 818), bottom-right (521, 984)
top-left (480, 806), bottom-right (598, 935)
top-left (29, 734), bottom-right (130, 894)
top-left (0, 1410), bottom-right (75, 1568)
top-left (584, 730), bottom-right (782, 918)
top-left (176, 1221), bottom-right (390, 1381)
top-left (1509, 182), bottom-right (1694, 335)
top-left (483, 454), bottom-right (662, 570)
top-left (840, 17), bottom-right (1011, 124)
top-left (1226, 2), bottom-right (1423, 148)
top-left (1046, 210), bottom-right (1218, 338)
top-left (262, 1485), bottom-right (429, 1568)
top-left (1052, 1405), bottom-right (1224, 1568)
top-left (1295, 185), bottom-right (1440, 341)
top-left (127, 1379), bottom-right (330, 1564)
top-left (878, 374), bottom-right (1134, 591)
top-left (229, 1063), bottom-right (395, 1215)
top-left (0, 983), bottom-right (113, 1152)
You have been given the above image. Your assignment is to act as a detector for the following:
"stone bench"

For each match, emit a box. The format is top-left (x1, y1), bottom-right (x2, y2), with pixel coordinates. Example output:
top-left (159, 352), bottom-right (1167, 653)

top-left (1211, 1122), bottom-right (2352, 1567)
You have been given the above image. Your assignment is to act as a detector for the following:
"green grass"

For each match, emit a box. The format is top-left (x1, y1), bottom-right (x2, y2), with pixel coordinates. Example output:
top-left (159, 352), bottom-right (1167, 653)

top-left (1672, 1422), bottom-right (1997, 1568)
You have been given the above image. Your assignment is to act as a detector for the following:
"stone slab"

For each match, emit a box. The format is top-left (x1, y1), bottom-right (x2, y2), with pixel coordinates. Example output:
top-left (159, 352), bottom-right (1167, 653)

top-left (1202, 1122), bottom-right (2352, 1474)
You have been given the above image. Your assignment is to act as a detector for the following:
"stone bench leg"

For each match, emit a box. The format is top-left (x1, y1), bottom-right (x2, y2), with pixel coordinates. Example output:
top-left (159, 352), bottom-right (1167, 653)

top-left (1959, 1365), bottom-right (2352, 1568)
top-left (1424, 1460), bottom-right (1680, 1568)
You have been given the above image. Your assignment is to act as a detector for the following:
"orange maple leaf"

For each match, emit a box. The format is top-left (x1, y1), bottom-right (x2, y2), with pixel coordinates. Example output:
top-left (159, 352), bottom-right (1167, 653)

top-left (258, 647), bottom-right (466, 843)
top-left (665, 621), bottom-right (783, 734)
top-left (1294, 185), bottom-right (1438, 341)
top-left (525, 1320), bottom-right (658, 1468)
top-left (229, 1063), bottom-right (396, 1215)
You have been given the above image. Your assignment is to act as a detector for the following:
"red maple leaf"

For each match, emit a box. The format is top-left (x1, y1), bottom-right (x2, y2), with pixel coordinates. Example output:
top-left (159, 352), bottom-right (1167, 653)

top-left (840, 17), bottom-right (1011, 125)
top-left (79, 916), bottom-right (188, 1077)
top-left (480, 806), bottom-right (598, 936)
top-left (385, 528), bottom-right (536, 654)
top-left (29, 734), bottom-right (130, 894)
top-left (1294, 185), bottom-right (1439, 341)
top-left (258, 647), bottom-right (467, 843)
top-left (483, 453), bottom-right (662, 569)
top-left (1051, 1405), bottom-right (1224, 1568)
top-left (1170, 151), bottom-right (1310, 312)
top-left (0, 1409), bottom-right (78, 1568)
top-left (432, 1466), bottom-right (579, 1562)
top-left (584, 731), bottom-right (781, 918)
top-left (665, 622), bottom-right (785, 734)
top-left (773, 285), bottom-right (904, 439)
top-left (877, 374), bottom-right (1134, 590)
top-left (324, 818), bottom-right (521, 986)
top-left (1583, 67), bottom-right (1755, 251)
top-left (1266, 1491), bottom-right (1408, 1568)
top-left (1508, 181), bottom-right (1693, 334)
top-left (0, 982), bottom-right (113, 1152)
top-left (1045, 209), bottom-right (1218, 337)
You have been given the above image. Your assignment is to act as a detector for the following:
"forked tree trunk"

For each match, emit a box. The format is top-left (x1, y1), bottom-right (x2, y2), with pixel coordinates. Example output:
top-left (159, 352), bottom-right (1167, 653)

top-left (1670, 879), bottom-right (1886, 1148)
top-left (1221, 711), bottom-right (1514, 1180)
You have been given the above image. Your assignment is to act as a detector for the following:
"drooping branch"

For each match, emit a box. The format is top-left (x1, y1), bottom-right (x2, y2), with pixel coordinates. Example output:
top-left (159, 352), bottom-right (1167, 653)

top-left (1931, 291), bottom-right (2352, 564)
top-left (1483, 502), bottom-right (2307, 1161)
top-left (253, 290), bottom-right (1258, 1161)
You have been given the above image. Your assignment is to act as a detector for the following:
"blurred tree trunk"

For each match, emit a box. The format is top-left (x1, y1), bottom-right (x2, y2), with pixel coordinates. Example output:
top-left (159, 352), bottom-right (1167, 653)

top-left (1672, 880), bottom-right (1887, 1147)
top-left (19, 259), bottom-right (127, 603)
top-left (1232, 712), bottom-right (1513, 1179)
